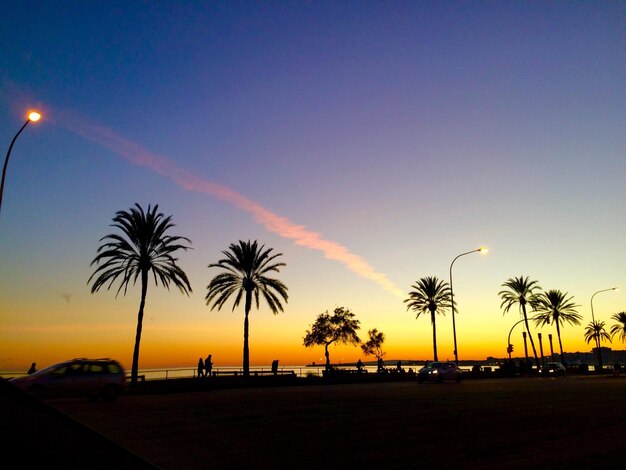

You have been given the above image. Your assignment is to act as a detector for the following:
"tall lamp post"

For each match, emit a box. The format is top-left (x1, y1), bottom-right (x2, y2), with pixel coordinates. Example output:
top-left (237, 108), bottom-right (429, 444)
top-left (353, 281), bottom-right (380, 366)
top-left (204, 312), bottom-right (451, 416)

top-left (0, 111), bottom-right (42, 217)
top-left (590, 287), bottom-right (618, 324)
top-left (449, 246), bottom-right (488, 364)
top-left (589, 287), bottom-right (618, 352)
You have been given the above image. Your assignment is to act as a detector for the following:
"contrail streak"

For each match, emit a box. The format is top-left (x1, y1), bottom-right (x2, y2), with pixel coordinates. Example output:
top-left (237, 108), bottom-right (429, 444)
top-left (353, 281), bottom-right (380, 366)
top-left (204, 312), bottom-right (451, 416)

top-left (58, 112), bottom-right (405, 299)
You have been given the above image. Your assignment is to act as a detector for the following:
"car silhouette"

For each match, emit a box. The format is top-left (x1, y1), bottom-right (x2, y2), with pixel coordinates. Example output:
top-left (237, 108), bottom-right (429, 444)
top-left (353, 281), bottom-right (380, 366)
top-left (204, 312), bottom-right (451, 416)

top-left (417, 361), bottom-right (462, 383)
top-left (9, 358), bottom-right (126, 400)
top-left (539, 362), bottom-right (566, 377)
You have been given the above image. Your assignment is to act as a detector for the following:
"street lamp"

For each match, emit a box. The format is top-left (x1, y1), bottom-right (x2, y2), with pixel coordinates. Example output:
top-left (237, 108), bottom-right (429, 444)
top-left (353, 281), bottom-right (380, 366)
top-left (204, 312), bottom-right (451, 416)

top-left (590, 287), bottom-right (618, 349)
top-left (0, 111), bottom-right (42, 217)
top-left (449, 246), bottom-right (488, 364)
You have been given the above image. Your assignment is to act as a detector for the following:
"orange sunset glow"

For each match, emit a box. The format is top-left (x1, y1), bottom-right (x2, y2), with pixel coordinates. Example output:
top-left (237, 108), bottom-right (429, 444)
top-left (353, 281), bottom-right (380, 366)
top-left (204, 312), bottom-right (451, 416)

top-left (1, 2), bottom-right (624, 377)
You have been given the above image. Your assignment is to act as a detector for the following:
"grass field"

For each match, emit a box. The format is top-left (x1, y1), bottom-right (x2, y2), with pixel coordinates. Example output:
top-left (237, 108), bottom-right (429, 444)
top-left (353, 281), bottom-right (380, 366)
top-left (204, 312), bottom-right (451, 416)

top-left (47, 375), bottom-right (626, 469)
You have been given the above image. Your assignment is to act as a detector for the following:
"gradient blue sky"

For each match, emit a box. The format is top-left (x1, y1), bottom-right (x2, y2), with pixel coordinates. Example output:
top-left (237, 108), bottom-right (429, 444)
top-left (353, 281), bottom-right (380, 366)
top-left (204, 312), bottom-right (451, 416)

top-left (1, 1), bottom-right (624, 370)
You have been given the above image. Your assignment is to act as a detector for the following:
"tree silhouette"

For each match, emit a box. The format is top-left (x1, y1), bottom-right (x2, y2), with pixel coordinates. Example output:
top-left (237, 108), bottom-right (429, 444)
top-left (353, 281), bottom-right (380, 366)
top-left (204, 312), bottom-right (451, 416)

top-left (206, 240), bottom-right (288, 376)
top-left (404, 276), bottom-right (452, 362)
top-left (532, 289), bottom-right (582, 364)
top-left (361, 328), bottom-right (386, 361)
top-left (88, 204), bottom-right (192, 384)
top-left (584, 320), bottom-right (611, 372)
top-left (610, 312), bottom-right (626, 343)
top-left (499, 276), bottom-right (541, 369)
top-left (303, 307), bottom-right (361, 371)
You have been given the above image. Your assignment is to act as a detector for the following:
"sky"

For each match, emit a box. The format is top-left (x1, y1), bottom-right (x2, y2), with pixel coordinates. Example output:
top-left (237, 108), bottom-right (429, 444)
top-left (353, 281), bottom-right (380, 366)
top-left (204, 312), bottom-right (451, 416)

top-left (1, 1), bottom-right (624, 372)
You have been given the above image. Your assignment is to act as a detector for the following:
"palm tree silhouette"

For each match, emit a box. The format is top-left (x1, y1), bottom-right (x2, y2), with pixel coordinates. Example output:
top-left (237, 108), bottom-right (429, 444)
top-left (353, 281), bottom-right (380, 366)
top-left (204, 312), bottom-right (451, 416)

top-left (499, 276), bottom-right (541, 369)
top-left (206, 240), bottom-right (288, 376)
top-left (88, 204), bottom-right (192, 384)
top-left (532, 290), bottom-right (582, 364)
top-left (584, 320), bottom-right (611, 372)
top-left (404, 276), bottom-right (452, 362)
top-left (610, 312), bottom-right (626, 343)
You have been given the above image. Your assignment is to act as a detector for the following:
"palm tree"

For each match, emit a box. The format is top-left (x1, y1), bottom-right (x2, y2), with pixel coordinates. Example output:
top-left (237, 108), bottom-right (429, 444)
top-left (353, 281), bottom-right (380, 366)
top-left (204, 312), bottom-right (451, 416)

top-left (610, 312), bottom-right (626, 343)
top-left (584, 320), bottom-right (611, 372)
top-left (88, 203), bottom-right (192, 384)
top-left (532, 290), bottom-right (582, 364)
top-left (499, 276), bottom-right (541, 369)
top-left (404, 276), bottom-right (452, 362)
top-left (206, 240), bottom-right (288, 376)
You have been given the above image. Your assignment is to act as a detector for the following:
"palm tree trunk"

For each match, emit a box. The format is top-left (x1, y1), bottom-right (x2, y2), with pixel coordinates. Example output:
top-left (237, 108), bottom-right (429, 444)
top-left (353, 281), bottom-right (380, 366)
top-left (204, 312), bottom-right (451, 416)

top-left (243, 289), bottom-right (252, 377)
top-left (131, 269), bottom-right (148, 384)
top-left (431, 309), bottom-right (438, 362)
top-left (522, 304), bottom-right (540, 368)
top-left (556, 321), bottom-right (565, 364)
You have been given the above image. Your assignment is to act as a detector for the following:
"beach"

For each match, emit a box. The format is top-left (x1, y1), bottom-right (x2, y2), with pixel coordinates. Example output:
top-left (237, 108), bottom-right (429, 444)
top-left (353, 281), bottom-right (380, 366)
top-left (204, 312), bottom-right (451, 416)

top-left (44, 375), bottom-right (626, 469)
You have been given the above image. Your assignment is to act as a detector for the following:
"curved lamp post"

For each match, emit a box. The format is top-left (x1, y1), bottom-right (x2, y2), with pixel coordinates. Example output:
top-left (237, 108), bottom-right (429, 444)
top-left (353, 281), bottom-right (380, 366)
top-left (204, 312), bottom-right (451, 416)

top-left (0, 111), bottom-right (42, 217)
top-left (507, 318), bottom-right (526, 360)
top-left (449, 246), bottom-right (488, 364)
top-left (590, 287), bottom-right (618, 349)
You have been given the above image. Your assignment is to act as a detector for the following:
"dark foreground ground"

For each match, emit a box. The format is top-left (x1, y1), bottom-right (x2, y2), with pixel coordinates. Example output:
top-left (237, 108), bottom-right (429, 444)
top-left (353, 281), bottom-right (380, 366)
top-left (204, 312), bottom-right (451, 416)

top-left (5, 375), bottom-right (626, 469)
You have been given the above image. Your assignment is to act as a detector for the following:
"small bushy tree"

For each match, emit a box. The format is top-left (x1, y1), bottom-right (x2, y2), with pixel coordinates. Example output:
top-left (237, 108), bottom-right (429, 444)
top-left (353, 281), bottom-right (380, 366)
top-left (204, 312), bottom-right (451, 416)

top-left (303, 307), bottom-right (361, 371)
top-left (361, 328), bottom-right (386, 361)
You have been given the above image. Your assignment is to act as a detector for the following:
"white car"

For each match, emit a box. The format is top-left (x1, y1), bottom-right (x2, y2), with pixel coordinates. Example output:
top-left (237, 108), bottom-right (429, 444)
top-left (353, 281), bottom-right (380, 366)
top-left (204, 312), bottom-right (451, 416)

top-left (417, 361), bottom-right (462, 383)
top-left (9, 358), bottom-right (126, 400)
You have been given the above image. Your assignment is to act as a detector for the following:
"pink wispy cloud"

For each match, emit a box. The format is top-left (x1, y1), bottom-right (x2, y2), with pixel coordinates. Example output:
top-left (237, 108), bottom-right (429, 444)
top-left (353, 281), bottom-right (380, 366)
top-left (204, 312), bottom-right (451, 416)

top-left (58, 112), bottom-right (405, 299)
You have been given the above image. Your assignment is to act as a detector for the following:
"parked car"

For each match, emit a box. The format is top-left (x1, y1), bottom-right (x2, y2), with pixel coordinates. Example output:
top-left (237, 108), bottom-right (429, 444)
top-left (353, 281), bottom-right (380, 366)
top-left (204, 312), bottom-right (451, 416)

top-left (417, 361), bottom-right (462, 383)
top-left (539, 362), bottom-right (566, 377)
top-left (9, 358), bottom-right (126, 400)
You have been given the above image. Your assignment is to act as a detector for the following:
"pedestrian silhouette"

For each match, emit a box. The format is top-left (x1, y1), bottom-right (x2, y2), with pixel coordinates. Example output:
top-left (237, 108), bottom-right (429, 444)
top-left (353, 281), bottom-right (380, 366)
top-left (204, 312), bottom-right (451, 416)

top-left (271, 359), bottom-right (279, 375)
top-left (27, 362), bottom-right (37, 375)
top-left (197, 357), bottom-right (204, 378)
top-left (357, 359), bottom-right (364, 373)
top-left (205, 355), bottom-right (213, 377)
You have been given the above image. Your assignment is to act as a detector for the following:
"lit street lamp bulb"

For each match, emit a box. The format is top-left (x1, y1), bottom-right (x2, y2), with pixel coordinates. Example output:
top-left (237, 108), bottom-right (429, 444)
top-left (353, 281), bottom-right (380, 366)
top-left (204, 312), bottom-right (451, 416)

top-left (478, 247), bottom-right (488, 254)
top-left (28, 112), bottom-right (41, 122)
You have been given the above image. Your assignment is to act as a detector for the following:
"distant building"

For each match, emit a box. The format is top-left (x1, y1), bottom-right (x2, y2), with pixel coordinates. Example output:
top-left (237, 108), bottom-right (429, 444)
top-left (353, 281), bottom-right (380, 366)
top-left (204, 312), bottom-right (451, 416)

top-left (488, 349), bottom-right (626, 366)
top-left (562, 348), bottom-right (626, 365)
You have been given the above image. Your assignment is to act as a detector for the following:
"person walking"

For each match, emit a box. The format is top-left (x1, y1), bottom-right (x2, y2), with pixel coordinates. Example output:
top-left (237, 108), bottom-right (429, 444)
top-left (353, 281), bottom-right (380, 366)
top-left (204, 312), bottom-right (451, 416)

top-left (205, 354), bottom-right (213, 377)
top-left (197, 357), bottom-right (204, 378)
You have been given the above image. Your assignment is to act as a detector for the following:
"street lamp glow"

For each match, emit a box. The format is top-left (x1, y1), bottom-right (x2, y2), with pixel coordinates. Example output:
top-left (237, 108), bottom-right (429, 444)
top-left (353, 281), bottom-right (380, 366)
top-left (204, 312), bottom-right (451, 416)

top-left (478, 246), bottom-right (488, 254)
top-left (1, 111), bottom-right (43, 218)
